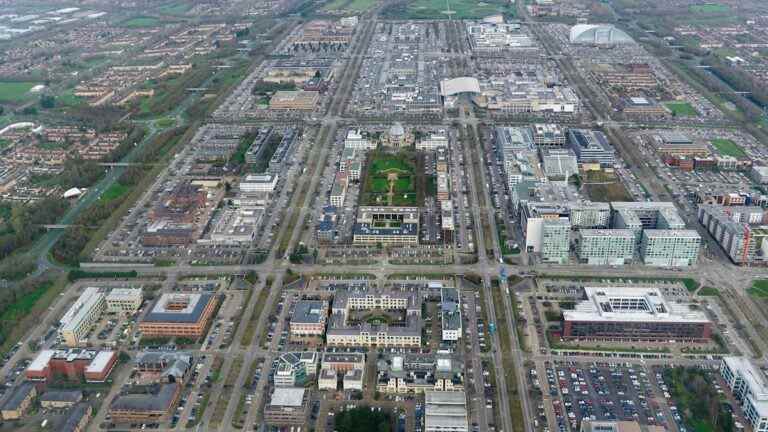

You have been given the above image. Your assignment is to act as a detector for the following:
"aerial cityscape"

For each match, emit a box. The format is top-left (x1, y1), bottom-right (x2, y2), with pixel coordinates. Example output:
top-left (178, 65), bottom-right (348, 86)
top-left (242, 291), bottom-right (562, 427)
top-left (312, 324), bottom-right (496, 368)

top-left (0, 0), bottom-right (767, 431)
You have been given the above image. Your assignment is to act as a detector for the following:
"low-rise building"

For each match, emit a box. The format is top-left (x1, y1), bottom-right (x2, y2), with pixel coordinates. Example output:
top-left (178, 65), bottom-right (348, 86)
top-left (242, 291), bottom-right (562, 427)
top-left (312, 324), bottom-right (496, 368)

top-left (377, 353), bottom-right (463, 394)
top-left (240, 174), bottom-right (279, 195)
top-left (269, 90), bottom-right (319, 110)
top-left (318, 368), bottom-right (338, 390)
top-left (61, 403), bottom-right (92, 432)
top-left (39, 390), bottom-right (83, 409)
top-left (343, 369), bottom-right (364, 391)
top-left (0, 382), bottom-right (36, 420)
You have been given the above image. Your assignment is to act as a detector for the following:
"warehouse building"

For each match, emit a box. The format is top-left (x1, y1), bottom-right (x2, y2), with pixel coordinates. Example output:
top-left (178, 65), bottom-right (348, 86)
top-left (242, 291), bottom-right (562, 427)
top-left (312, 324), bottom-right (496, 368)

top-left (562, 286), bottom-right (711, 342)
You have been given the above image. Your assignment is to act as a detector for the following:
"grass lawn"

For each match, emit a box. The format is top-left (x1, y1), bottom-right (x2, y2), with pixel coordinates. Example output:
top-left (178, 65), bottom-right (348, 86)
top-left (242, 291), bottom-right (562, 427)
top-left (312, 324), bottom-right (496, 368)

top-left (370, 157), bottom-right (412, 174)
top-left (155, 117), bottom-right (176, 128)
top-left (690, 3), bottom-right (729, 13)
top-left (0, 82), bottom-right (39, 102)
top-left (383, 0), bottom-right (513, 19)
top-left (100, 183), bottom-right (130, 203)
top-left (698, 286), bottom-right (719, 296)
top-left (749, 280), bottom-right (768, 298)
top-left (121, 16), bottom-right (161, 28)
top-left (57, 88), bottom-right (86, 107)
top-left (664, 101), bottom-right (699, 117)
top-left (710, 138), bottom-right (746, 158)
top-left (323, 0), bottom-right (375, 12)
top-left (157, 2), bottom-right (191, 15)
top-left (370, 178), bottom-right (389, 193)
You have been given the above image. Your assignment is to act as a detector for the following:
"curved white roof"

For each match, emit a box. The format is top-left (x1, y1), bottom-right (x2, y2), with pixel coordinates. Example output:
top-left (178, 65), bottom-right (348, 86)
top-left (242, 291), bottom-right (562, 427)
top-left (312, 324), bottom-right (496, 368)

top-left (569, 24), bottom-right (633, 45)
top-left (440, 77), bottom-right (481, 97)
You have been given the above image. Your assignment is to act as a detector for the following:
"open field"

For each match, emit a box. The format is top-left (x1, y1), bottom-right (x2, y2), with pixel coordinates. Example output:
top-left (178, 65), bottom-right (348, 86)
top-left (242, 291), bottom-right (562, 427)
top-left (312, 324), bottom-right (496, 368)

top-left (582, 171), bottom-right (634, 202)
top-left (664, 101), bottom-right (699, 117)
top-left (382, 0), bottom-right (513, 19)
top-left (711, 138), bottom-right (746, 158)
top-left (121, 16), bottom-right (162, 28)
top-left (0, 82), bottom-right (39, 102)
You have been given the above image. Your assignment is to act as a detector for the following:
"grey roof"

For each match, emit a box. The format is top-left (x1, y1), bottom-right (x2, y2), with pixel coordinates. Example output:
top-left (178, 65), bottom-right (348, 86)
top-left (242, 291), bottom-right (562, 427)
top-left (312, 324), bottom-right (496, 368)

top-left (110, 383), bottom-right (178, 412)
top-left (40, 390), bottom-right (83, 404)
top-left (292, 301), bottom-right (328, 324)
top-left (353, 222), bottom-right (418, 236)
top-left (0, 382), bottom-right (35, 411)
top-left (61, 403), bottom-right (91, 432)
top-left (142, 293), bottom-right (215, 324)
top-left (136, 351), bottom-right (192, 379)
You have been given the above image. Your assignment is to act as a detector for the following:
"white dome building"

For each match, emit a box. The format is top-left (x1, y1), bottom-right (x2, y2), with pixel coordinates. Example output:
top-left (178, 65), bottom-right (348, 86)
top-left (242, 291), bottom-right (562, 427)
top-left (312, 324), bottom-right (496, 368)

top-left (569, 24), bottom-right (634, 45)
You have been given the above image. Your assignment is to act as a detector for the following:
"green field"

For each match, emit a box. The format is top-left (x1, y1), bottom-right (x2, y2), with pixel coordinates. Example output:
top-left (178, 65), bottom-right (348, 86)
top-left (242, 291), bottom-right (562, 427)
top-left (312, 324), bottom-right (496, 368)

top-left (362, 153), bottom-right (419, 206)
top-left (158, 2), bottom-right (191, 15)
top-left (710, 138), bottom-right (746, 158)
top-left (121, 16), bottom-right (162, 28)
top-left (664, 101), bottom-right (699, 117)
top-left (155, 117), bottom-right (177, 128)
top-left (382, 0), bottom-right (513, 19)
top-left (690, 3), bottom-right (729, 13)
top-left (323, 0), bottom-right (376, 12)
top-left (0, 82), bottom-right (39, 102)
top-left (749, 280), bottom-right (768, 298)
top-left (101, 183), bottom-right (130, 203)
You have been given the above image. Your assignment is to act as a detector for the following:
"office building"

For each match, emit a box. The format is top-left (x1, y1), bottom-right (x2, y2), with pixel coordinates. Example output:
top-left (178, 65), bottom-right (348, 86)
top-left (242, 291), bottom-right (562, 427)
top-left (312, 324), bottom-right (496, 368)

top-left (541, 219), bottom-right (571, 264)
top-left (240, 173), bottom-right (279, 194)
top-left (377, 354), bottom-right (464, 394)
top-left (441, 288), bottom-right (462, 341)
top-left (353, 206), bottom-right (420, 245)
top-left (289, 300), bottom-right (329, 337)
top-left (425, 390), bottom-right (469, 432)
top-left (109, 383), bottom-right (181, 423)
top-left (264, 387), bottom-right (310, 426)
top-left (533, 123), bottom-right (566, 148)
top-left (577, 229), bottom-right (635, 265)
top-left (568, 129), bottom-right (615, 167)
top-left (562, 286), bottom-right (711, 342)
top-left (327, 289), bottom-right (422, 347)
top-left (720, 357), bottom-right (768, 432)
top-left (274, 352), bottom-right (318, 387)
top-left (344, 129), bottom-right (376, 150)
top-left (639, 229), bottom-right (701, 267)
top-left (59, 287), bottom-right (106, 347)
top-left (570, 203), bottom-right (611, 229)
top-left (106, 288), bottom-right (143, 313)
top-left (541, 148), bottom-right (578, 179)
top-left (139, 293), bottom-right (219, 339)
top-left (416, 131), bottom-right (449, 150)
top-left (26, 349), bottom-right (117, 383)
